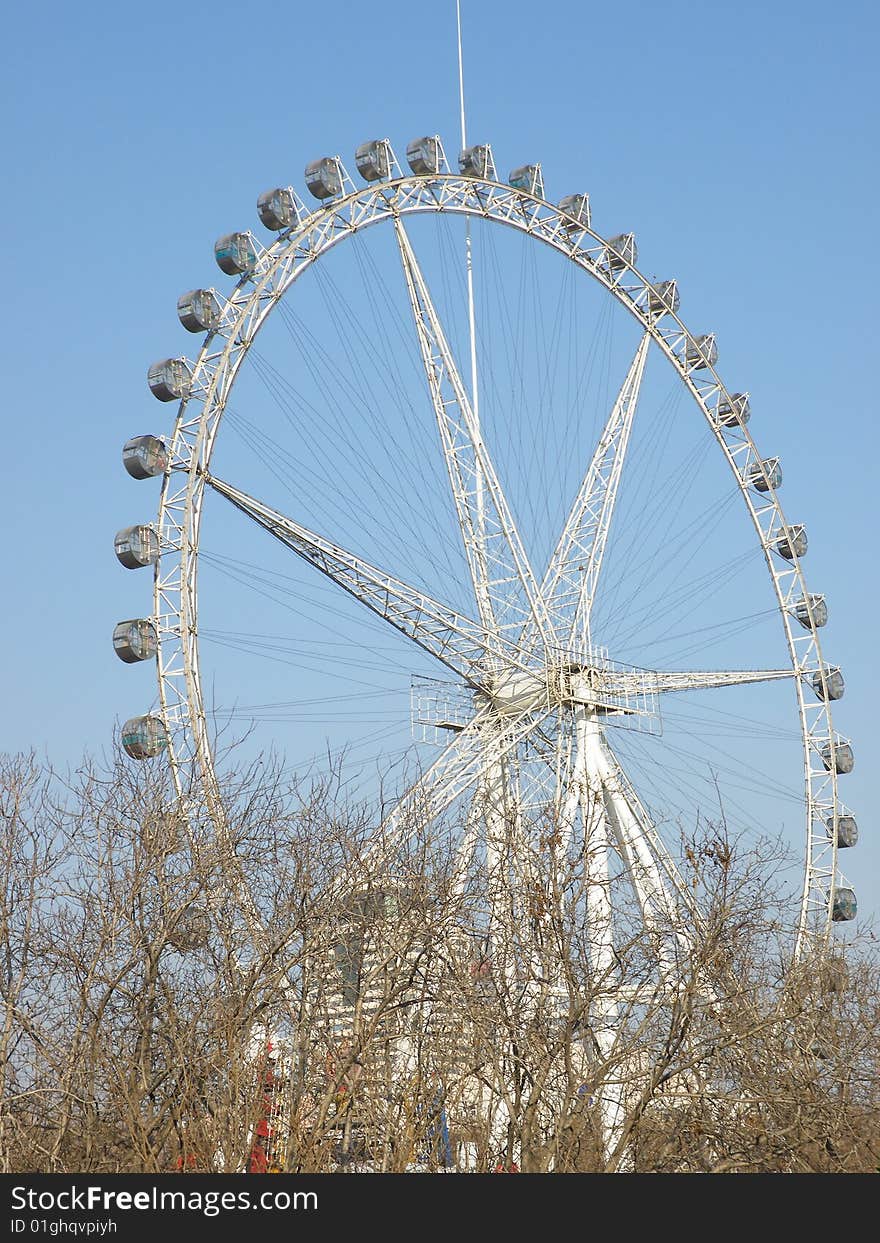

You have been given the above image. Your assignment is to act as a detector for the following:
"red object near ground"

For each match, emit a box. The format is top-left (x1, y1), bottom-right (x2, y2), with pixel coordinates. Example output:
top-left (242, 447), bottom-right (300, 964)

top-left (247, 1045), bottom-right (279, 1173)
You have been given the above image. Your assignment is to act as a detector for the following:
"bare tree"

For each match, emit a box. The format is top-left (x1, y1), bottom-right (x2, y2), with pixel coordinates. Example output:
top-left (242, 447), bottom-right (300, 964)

top-left (1, 746), bottom-right (877, 1174)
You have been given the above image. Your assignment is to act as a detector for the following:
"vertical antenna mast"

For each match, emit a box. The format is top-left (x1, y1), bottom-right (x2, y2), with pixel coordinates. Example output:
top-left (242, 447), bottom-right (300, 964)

top-left (456, 0), bottom-right (493, 638)
top-left (457, 0), bottom-right (480, 424)
top-left (456, 0), bottom-right (467, 151)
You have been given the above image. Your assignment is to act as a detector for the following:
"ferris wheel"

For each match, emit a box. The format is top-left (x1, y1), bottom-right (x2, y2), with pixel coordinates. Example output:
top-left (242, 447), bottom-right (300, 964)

top-left (113, 133), bottom-right (857, 1023)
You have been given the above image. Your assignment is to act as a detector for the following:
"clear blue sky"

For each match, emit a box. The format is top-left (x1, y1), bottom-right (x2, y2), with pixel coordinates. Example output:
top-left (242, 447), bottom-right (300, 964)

top-left (3, 0), bottom-right (877, 934)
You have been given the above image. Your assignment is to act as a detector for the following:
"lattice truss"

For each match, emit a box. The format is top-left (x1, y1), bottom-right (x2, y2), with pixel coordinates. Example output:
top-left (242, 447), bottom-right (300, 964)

top-left (115, 142), bottom-right (857, 1153)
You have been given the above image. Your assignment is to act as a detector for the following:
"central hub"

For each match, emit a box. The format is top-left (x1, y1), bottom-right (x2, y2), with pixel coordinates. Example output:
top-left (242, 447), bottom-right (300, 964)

top-left (565, 666), bottom-right (603, 703)
top-left (481, 663), bottom-right (607, 717)
top-left (486, 670), bottom-right (548, 716)
top-left (411, 652), bottom-right (660, 744)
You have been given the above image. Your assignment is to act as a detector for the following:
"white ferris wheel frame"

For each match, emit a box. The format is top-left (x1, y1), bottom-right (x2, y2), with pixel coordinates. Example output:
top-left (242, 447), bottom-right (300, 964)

top-left (145, 154), bottom-right (849, 960)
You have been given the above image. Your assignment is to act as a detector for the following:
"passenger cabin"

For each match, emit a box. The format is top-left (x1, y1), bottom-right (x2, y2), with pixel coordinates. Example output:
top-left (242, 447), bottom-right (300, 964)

top-left (827, 815), bottom-right (858, 849)
top-left (123, 435), bottom-right (167, 480)
top-left (604, 233), bottom-right (637, 272)
top-left (113, 619), bottom-right (158, 664)
top-left (558, 194), bottom-right (591, 231)
top-left (685, 333), bottom-right (718, 371)
top-left (114, 525), bottom-right (159, 569)
top-left (177, 288), bottom-right (222, 333)
top-left (819, 954), bottom-right (849, 993)
top-left (215, 232), bottom-right (258, 275)
top-left (121, 714), bottom-right (167, 760)
top-left (716, 392), bottom-right (750, 427)
top-left (647, 280), bottom-right (679, 317)
top-left (406, 136), bottom-right (443, 176)
top-left (257, 187), bottom-right (300, 231)
top-left (148, 358), bottom-right (191, 402)
top-left (793, 594), bottom-right (827, 629)
top-left (746, 457), bottom-right (782, 493)
top-left (508, 164), bottom-right (543, 197)
top-left (459, 145), bottom-right (495, 179)
top-left (776, 524), bottom-right (807, 560)
top-left (141, 806), bottom-right (186, 856)
top-left (304, 157), bottom-right (342, 200)
top-left (355, 139), bottom-right (393, 182)
top-left (812, 667), bottom-right (845, 701)
top-left (821, 739), bottom-right (854, 774)
top-left (832, 887), bottom-right (857, 921)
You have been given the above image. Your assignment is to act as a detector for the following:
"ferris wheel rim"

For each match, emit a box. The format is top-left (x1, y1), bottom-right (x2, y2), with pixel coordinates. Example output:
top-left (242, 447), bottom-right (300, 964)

top-left (137, 165), bottom-right (849, 954)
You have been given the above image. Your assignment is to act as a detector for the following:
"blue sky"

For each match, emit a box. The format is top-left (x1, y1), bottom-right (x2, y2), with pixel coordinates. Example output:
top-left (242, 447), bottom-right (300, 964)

top-left (3, 0), bottom-right (877, 935)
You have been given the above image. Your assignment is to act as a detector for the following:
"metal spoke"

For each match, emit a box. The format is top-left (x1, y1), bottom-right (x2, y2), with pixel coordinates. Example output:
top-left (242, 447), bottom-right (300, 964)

top-left (448, 795), bottom-right (483, 906)
top-left (393, 217), bottom-right (553, 654)
top-left (641, 668), bottom-right (796, 695)
top-left (204, 471), bottom-right (531, 686)
top-left (528, 332), bottom-right (650, 655)
top-left (594, 732), bottom-right (697, 950)
top-left (577, 711), bottom-right (627, 1162)
top-left (364, 700), bottom-right (554, 876)
top-left (589, 666), bottom-right (797, 705)
top-left (561, 716), bottom-right (695, 970)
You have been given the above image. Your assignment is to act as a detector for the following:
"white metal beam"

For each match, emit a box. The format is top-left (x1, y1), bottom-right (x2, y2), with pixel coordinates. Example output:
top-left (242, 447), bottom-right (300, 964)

top-left (585, 666), bottom-right (797, 709)
top-left (593, 734), bottom-right (695, 960)
top-left (573, 709), bottom-right (627, 1163)
top-left (363, 700), bottom-right (554, 877)
top-left (203, 472), bottom-right (530, 686)
top-left (529, 332), bottom-right (650, 653)
top-left (393, 217), bottom-right (553, 655)
top-left (635, 668), bottom-right (796, 695)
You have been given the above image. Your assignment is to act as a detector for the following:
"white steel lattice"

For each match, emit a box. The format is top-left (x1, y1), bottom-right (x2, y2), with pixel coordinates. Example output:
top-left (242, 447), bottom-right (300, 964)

top-left (138, 164), bottom-right (851, 993)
